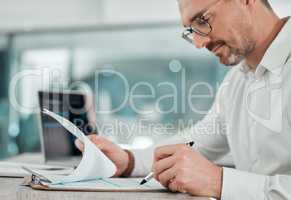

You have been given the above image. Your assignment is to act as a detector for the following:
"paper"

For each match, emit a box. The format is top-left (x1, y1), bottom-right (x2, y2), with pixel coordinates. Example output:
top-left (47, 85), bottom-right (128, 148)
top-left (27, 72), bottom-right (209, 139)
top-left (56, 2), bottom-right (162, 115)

top-left (42, 109), bottom-right (117, 184)
top-left (42, 178), bottom-right (165, 192)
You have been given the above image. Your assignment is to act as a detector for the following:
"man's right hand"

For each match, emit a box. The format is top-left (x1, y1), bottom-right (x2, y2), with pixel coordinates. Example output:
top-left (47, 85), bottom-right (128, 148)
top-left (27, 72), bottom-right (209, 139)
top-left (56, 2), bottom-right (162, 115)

top-left (75, 135), bottom-right (132, 177)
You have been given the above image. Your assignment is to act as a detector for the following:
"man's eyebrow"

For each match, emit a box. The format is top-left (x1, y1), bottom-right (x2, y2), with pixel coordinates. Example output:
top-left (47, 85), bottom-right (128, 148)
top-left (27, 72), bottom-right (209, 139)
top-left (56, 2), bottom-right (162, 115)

top-left (190, 9), bottom-right (206, 22)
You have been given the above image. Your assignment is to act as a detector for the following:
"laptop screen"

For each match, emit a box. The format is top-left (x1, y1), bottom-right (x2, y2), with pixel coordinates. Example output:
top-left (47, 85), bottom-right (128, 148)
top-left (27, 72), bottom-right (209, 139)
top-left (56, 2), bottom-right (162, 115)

top-left (38, 91), bottom-right (97, 161)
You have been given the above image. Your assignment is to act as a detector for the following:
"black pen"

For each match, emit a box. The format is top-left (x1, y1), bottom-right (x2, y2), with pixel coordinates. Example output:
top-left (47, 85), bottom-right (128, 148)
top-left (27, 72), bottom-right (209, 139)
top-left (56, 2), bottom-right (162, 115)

top-left (139, 141), bottom-right (195, 185)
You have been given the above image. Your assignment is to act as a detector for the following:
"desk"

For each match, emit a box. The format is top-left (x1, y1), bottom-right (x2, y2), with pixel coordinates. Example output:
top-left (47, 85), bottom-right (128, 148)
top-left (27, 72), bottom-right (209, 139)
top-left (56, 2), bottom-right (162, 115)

top-left (0, 154), bottom-right (210, 200)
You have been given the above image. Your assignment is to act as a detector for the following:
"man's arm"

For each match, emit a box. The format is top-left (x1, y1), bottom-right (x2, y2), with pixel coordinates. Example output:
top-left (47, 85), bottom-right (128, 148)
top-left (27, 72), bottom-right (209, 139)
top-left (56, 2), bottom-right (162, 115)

top-left (130, 101), bottom-right (230, 177)
top-left (151, 143), bottom-right (291, 200)
top-left (130, 77), bottom-right (231, 177)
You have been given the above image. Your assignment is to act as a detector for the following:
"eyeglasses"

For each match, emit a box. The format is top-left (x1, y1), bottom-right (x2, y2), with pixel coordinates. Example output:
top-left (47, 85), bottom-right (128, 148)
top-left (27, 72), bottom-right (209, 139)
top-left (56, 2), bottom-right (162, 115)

top-left (182, 18), bottom-right (212, 44)
top-left (182, 0), bottom-right (221, 45)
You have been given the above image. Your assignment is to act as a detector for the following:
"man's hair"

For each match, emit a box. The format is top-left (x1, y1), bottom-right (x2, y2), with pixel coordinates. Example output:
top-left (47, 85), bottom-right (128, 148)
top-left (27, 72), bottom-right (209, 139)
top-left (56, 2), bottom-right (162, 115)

top-left (176, 0), bottom-right (273, 10)
top-left (262, 0), bottom-right (272, 9)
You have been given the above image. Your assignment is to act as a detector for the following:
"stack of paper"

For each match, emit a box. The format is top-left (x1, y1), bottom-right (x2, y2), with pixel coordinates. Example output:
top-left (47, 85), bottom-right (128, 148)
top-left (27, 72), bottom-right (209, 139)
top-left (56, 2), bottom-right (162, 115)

top-left (25, 109), bottom-right (165, 192)
top-left (41, 109), bottom-right (117, 184)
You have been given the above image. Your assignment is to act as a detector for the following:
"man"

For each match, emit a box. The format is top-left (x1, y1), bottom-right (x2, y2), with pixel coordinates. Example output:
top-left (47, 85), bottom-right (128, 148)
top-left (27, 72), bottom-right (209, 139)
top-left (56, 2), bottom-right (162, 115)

top-left (75, 0), bottom-right (291, 199)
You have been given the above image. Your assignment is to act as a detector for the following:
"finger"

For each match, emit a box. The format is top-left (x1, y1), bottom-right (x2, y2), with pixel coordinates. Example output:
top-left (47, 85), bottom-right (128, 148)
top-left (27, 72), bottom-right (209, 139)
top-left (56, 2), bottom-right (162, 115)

top-left (89, 135), bottom-right (117, 155)
top-left (74, 139), bottom-right (84, 152)
top-left (157, 165), bottom-right (177, 188)
top-left (168, 179), bottom-right (187, 194)
top-left (153, 155), bottom-right (176, 180)
top-left (87, 134), bottom-right (102, 142)
top-left (154, 144), bottom-right (184, 162)
top-left (168, 178), bottom-right (187, 193)
top-left (168, 179), bottom-right (178, 193)
top-left (88, 135), bottom-right (107, 149)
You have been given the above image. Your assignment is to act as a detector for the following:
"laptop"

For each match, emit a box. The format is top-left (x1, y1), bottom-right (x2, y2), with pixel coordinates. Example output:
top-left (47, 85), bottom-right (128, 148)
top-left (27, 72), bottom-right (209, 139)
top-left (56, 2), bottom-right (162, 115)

top-left (38, 91), bottom-right (97, 167)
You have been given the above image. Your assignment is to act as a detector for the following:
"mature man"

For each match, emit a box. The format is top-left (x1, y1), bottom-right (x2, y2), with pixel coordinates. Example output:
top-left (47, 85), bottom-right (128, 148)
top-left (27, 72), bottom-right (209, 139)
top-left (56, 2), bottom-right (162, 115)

top-left (76, 0), bottom-right (291, 199)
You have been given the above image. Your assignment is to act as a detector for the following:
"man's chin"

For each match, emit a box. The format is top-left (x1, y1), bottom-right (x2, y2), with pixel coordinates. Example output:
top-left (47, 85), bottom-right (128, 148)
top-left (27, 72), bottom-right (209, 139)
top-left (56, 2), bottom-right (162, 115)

top-left (219, 54), bottom-right (244, 67)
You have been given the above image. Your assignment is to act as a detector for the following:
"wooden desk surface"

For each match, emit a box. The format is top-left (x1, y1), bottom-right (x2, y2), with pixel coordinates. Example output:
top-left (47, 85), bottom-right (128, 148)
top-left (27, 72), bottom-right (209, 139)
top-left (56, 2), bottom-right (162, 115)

top-left (0, 177), bottom-right (211, 200)
top-left (0, 153), bottom-right (211, 200)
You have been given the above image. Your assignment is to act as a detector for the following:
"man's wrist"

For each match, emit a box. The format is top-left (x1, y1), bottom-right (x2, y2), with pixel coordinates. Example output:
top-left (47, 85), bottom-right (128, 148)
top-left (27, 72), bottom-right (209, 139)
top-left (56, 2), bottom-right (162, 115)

top-left (121, 150), bottom-right (135, 177)
top-left (213, 166), bottom-right (223, 199)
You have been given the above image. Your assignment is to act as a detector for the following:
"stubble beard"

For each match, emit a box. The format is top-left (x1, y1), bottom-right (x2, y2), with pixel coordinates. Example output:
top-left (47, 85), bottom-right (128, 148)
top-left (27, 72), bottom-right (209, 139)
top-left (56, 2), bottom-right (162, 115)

top-left (225, 30), bottom-right (256, 67)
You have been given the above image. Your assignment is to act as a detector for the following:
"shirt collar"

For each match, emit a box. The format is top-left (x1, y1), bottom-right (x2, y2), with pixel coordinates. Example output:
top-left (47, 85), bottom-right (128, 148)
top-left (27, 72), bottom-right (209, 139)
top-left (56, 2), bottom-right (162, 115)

top-left (240, 17), bottom-right (291, 78)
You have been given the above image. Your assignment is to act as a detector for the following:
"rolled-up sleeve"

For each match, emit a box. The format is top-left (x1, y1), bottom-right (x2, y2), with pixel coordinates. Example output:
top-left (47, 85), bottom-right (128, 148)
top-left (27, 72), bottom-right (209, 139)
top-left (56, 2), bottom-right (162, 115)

top-left (222, 167), bottom-right (291, 200)
top-left (131, 148), bottom-right (154, 177)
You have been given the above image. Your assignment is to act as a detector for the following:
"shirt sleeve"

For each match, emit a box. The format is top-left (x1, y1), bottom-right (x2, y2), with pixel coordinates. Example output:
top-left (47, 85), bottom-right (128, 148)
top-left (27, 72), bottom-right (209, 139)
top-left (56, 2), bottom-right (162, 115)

top-left (130, 134), bottom-right (191, 177)
top-left (222, 167), bottom-right (291, 200)
top-left (130, 77), bottom-right (231, 177)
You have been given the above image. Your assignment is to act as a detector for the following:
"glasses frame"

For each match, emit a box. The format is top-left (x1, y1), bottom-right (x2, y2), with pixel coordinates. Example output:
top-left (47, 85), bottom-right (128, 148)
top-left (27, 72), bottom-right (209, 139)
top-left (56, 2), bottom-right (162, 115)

top-left (182, 23), bottom-right (212, 44)
top-left (181, 0), bottom-right (221, 45)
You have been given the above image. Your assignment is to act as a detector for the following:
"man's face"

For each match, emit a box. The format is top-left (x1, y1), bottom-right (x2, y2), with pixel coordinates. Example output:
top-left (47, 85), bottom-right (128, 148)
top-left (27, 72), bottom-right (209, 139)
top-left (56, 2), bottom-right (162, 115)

top-left (179, 0), bottom-right (256, 66)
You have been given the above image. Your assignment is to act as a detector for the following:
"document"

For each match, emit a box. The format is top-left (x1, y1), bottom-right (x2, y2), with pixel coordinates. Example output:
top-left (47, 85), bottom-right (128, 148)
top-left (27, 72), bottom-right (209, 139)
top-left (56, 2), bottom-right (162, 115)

top-left (26, 109), bottom-right (165, 192)
top-left (41, 109), bottom-right (117, 184)
top-left (39, 178), bottom-right (165, 192)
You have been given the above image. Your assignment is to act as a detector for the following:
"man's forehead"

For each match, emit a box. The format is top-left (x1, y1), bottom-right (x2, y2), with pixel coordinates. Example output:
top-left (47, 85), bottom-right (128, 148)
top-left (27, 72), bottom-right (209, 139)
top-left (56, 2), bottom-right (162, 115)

top-left (179, 0), bottom-right (217, 26)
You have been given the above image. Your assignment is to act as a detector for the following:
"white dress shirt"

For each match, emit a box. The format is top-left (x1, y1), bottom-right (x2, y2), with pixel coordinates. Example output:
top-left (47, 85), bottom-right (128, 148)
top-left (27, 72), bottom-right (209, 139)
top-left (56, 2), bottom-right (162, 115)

top-left (131, 17), bottom-right (291, 200)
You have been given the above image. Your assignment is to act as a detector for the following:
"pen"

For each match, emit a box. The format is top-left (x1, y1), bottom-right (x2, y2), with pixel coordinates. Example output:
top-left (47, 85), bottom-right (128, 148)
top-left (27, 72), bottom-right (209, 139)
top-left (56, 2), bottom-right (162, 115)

top-left (139, 141), bottom-right (195, 185)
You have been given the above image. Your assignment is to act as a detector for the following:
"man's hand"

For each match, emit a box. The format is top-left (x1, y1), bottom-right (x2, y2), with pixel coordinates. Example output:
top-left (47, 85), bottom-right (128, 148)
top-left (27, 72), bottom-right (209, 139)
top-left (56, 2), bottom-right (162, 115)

top-left (75, 135), bottom-right (131, 177)
top-left (153, 144), bottom-right (222, 198)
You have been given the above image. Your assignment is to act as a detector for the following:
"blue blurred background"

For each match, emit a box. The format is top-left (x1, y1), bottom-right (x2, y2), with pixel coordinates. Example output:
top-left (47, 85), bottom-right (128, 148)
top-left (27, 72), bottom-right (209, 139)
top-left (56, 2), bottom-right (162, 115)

top-left (0, 0), bottom-right (289, 158)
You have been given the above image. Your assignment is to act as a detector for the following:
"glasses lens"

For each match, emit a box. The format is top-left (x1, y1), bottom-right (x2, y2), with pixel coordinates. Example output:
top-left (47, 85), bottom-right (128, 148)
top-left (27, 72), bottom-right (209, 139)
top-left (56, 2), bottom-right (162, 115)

top-left (191, 19), bottom-right (211, 36)
top-left (182, 29), bottom-right (194, 44)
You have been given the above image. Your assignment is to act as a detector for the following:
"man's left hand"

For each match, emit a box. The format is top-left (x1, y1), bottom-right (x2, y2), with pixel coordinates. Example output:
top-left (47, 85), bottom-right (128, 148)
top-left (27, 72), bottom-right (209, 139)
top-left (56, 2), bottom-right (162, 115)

top-left (153, 144), bottom-right (223, 198)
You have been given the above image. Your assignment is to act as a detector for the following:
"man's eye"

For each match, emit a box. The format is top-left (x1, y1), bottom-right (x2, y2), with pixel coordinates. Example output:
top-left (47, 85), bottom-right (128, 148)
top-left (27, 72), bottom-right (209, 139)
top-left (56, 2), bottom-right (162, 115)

top-left (196, 17), bottom-right (208, 25)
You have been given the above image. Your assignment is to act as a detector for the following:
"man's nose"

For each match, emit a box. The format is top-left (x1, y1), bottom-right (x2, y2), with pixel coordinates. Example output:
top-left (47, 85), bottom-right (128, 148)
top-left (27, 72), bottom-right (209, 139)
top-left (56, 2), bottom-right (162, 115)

top-left (193, 33), bottom-right (211, 49)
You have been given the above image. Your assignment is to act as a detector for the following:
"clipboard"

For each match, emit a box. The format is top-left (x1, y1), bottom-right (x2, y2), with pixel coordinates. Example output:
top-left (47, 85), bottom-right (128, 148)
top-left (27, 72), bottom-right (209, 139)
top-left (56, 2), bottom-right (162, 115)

top-left (24, 174), bottom-right (166, 192)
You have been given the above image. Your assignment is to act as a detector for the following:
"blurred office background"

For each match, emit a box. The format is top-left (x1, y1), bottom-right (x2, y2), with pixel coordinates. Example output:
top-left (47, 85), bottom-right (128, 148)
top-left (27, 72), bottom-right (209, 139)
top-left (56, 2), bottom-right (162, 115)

top-left (0, 0), bottom-right (290, 159)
